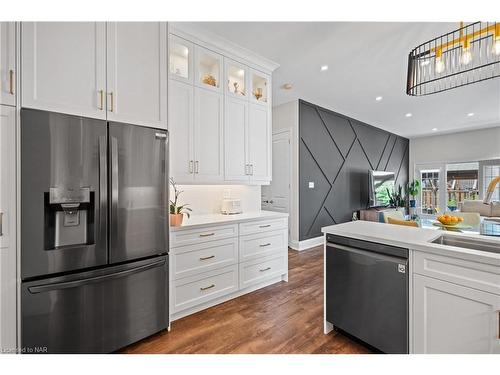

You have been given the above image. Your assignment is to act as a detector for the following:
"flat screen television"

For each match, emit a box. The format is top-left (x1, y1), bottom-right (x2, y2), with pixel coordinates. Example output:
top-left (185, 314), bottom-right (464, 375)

top-left (369, 170), bottom-right (395, 207)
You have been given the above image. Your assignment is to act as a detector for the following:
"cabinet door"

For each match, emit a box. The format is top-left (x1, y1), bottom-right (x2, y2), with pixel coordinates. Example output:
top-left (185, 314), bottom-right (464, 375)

top-left (225, 58), bottom-right (248, 100)
top-left (169, 34), bottom-right (193, 84)
top-left (106, 22), bottom-right (167, 128)
top-left (224, 97), bottom-right (248, 181)
top-left (169, 80), bottom-right (194, 183)
top-left (247, 104), bottom-right (271, 182)
top-left (21, 22), bottom-right (106, 119)
top-left (0, 22), bottom-right (16, 106)
top-left (413, 274), bottom-right (500, 354)
top-left (193, 87), bottom-right (223, 182)
top-left (0, 105), bottom-right (17, 350)
top-left (194, 45), bottom-right (222, 93)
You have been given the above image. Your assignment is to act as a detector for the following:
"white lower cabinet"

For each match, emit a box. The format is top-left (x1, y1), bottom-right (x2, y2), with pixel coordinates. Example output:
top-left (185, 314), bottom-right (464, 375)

top-left (170, 216), bottom-right (288, 320)
top-left (413, 274), bottom-right (500, 354)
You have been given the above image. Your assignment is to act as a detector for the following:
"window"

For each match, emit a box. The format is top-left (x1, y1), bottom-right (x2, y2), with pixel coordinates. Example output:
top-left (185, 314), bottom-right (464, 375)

top-left (483, 164), bottom-right (500, 202)
top-left (446, 162), bottom-right (479, 211)
top-left (420, 169), bottom-right (440, 214)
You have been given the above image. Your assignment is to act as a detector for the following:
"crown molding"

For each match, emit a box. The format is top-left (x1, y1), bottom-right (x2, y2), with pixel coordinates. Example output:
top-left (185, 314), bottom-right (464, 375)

top-left (169, 22), bottom-right (280, 73)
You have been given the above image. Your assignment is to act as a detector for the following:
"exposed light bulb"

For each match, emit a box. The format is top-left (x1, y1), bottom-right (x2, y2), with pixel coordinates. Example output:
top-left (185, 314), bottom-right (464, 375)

top-left (461, 48), bottom-right (472, 65)
top-left (435, 57), bottom-right (445, 74)
top-left (493, 37), bottom-right (500, 56)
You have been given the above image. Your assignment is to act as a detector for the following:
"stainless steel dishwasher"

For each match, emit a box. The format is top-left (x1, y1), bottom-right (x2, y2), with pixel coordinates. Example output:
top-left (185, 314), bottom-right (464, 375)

top-left (325, 234), bottom-right (409, 354)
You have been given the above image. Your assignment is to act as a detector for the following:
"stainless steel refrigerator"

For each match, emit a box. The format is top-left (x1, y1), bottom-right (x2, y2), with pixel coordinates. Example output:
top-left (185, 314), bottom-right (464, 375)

top-left (20, 109), bottom-right (169, 353)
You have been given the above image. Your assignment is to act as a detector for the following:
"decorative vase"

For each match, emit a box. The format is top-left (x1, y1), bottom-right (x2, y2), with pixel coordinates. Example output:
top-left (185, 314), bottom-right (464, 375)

top-left (409, 199), bottom-right (416, 208)
top-left (170, 213), bottom-right (184, 227)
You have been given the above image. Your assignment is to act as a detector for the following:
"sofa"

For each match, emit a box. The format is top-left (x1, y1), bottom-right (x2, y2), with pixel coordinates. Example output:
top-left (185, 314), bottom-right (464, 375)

top-left (460, 200), bottom-right (500, 220)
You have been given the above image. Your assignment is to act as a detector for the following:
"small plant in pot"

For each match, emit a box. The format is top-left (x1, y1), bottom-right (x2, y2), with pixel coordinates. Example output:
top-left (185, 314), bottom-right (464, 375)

top-left (407, 180), bottom-right (421, 208)
top-left (169, 178), bottom-right (192, 227)
top-left (386, 184), bottom-right (406, 210)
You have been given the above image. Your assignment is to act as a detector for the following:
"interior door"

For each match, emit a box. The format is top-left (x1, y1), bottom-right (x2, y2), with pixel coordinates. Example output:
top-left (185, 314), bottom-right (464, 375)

top-left (0, 22), bottom-right (16, 106)
top-left (109, 122), bottom-right (168, 264)
top-left (193, 87), bottom-right (223, 181)
top-left (0, 105), bottom-right (16, 350)
top-left (21, 22), bottom-right (106, 119)
top-left (106, 22), bottom-right (167, 128)
top-left (248, 103), bottom-right (271, 182)
top-left (262, 131), bottom-right (290, 213)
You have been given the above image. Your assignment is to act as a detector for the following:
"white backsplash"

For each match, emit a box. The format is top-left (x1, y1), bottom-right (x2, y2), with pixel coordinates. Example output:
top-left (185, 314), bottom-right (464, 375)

top-left (173, 185), bottom-right (262, 215)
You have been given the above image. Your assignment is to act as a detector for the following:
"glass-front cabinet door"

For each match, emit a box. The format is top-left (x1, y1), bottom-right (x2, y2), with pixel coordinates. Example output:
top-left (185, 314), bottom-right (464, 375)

top-left (225, 59), bottom-right (247, 99)
top-left (194, 45), bottom-right (222, 92)
top-left (169, 34), bottom-right (193, 83)
top-left (250, 69), bottom-right (270, 105)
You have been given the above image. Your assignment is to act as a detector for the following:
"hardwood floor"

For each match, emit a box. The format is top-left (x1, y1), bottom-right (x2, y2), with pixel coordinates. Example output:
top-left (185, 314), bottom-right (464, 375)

top-left (121, 246), bottom-right (372, 354)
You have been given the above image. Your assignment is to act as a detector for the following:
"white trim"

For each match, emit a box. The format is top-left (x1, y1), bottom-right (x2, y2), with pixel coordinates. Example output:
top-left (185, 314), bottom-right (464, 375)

top-left (289, 235), bottom-right (324, 251)
top-left (169, 23), bottom-right (280, 73)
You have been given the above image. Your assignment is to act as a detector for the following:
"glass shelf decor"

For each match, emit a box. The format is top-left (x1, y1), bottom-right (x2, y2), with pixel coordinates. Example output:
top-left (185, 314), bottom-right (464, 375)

top-left (227, 63), bottom-right (246, 97)
top-left (169, 37), bottom-right (191, 81)
top-left (196, 47), bottom-right (221, 90)
top-left (251, 71), bottom-right (268, 103)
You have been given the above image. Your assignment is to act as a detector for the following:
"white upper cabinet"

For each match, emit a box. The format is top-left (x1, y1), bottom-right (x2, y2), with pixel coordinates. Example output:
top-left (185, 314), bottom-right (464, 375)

top-left (0, 22), bottom-right (16, 107)
top-left (413, 274), bottom-right (500, 354)
top-left (169, 35), bottom-right (193, 84)
top-left (194, 45), bottom-right (222, 93)
top-left (225, 97), bottom-right (248, 181)
top-left (106, 22), bottom-right (167, 128)
top-left (247, 104), bottom-right (271, 182)
top-left (193, 87), bottom-right (224, 182)
top-left (225, 58), bottom-right (248, 100)
top-left (169, 80), bottom-right (194, 183)
top-left (249, 69), bottom-right (270, 106)
top-left (21, 22), bottom-right (107, 119)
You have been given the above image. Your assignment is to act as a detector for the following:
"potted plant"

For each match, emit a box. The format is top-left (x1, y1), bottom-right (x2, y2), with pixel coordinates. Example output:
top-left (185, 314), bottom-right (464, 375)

top-left (169, 178), bottom-right (192, 227)
top-left (386, 184), bottom-right (406, 211)
top-left (407, 180), bottom-right (421, 208)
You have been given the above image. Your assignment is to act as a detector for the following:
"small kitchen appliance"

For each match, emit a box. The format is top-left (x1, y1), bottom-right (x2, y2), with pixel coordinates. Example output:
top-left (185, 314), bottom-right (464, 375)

top-left (221, 199), bottom-right (242, 215)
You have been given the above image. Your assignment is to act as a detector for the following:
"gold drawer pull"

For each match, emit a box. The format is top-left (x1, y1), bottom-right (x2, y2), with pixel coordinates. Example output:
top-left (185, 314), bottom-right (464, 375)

top-left (199, 255), bottom-right (215, 261)
top-left (199, 232), bottom-right (215, 237)
top-left (9, 70), bottom-right (14, 95)
top-left (200, 284), bottom-right (215, 291)
top-left (259, 267), bottom-right (271, 272)
top-left (259, 224), bottom-right (271, 228)
top-left (259, 243), bottom-right (271, 247)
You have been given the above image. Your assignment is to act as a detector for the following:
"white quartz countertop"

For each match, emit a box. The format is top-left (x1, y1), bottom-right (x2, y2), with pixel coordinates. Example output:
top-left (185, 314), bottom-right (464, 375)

top-left (170, 210), bottom-right (288, 231)
top-left (322, 221), bottom-right (500, 266)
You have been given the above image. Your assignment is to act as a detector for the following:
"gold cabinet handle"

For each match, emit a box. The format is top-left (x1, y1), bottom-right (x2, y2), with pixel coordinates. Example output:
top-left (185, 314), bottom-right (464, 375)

top-left (109, 92), bottom-right (114, 112)
top-left (199, 232), bottom-right (215, 237)
top-left (9, 70), bottom-right (14, 95)
top-left (0, 212), bottom-right (3, 236)
top-left (98, 90), bottom-right (104, 110)
top-left (189, 160), bottom-right (194, 174)
top-left (199, 255), bottom-right (215, 261)
top-left (200, 284), bottom-right (215, 291)
top-left (195, 161), bottom-right (199, 174)
top-left (259, 267), bottom-right (271, 272)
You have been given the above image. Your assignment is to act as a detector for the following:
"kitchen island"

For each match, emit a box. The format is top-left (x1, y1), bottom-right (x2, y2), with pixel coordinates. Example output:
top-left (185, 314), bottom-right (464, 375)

top-left (321, 220), bottom-right (500, 354)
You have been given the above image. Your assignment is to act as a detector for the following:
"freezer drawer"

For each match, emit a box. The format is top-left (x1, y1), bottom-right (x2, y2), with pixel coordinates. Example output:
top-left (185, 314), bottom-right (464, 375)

top-left (325, 236), bottom-right (408, 354)
top-left (21, 256), bottom-right (168, 354)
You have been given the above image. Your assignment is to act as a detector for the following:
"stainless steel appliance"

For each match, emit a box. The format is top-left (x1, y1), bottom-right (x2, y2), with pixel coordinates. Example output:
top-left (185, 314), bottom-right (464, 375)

top-left (20, 109), bottom-right (169, 353)
top-left (325, 234), bottom-right (408, 354)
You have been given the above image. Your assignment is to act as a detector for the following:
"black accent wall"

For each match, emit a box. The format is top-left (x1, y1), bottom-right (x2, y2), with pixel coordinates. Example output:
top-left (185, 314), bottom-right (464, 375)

top-left (299, 100), bottom-right (409, 240)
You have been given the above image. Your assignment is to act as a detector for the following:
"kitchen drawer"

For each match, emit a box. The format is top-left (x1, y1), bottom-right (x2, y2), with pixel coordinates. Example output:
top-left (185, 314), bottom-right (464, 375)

top-left (239, 254), bottom-right (286, 290)
top-left (239, 229), bottom-right (287, 262)
top-left (239, 218), bottom-right (287, 236)
top-left (413, 250), bottom-right (500, 296)
top-left (171, 238), bottom-right (238, 280)
top-left (171, 264), bottom-right (238, 313)
top-left (170, 224), bottom-right (238, 248)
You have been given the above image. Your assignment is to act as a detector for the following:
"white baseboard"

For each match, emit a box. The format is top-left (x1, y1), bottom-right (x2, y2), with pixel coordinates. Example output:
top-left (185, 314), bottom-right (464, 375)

top-left (289, 236), bottom-right (323, 251)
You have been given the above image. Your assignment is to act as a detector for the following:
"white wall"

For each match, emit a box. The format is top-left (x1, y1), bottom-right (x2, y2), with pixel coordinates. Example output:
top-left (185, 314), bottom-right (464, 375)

top-left (410, 126), bottom-right (500, 169)
top-left (272, 100), bottom-right (299, 248)
top-left (173, 185), bottom-right (262, 215)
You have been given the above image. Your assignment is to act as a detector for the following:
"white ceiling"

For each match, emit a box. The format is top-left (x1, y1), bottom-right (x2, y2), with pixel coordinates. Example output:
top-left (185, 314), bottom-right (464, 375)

top-left (187, 22), bottom-right (500, 138)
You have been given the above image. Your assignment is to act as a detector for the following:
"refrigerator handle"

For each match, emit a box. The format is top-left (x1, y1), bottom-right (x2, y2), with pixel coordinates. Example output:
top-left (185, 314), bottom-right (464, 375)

top-left (111, 136), bottom-right (119, 251)
top-left (27, 258), bottom-right (166, 294)
top-left (98, 136), bottom-right (107, 245)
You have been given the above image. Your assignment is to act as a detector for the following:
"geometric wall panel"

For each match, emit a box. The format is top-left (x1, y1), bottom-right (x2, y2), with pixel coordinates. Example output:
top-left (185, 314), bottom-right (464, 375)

top-left (299, 100), bottom-right (409, 240)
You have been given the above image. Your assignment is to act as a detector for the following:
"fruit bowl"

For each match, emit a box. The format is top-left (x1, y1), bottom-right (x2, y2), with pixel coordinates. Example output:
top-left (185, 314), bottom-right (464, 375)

top-left (436, 215), bottom-right (464, 226)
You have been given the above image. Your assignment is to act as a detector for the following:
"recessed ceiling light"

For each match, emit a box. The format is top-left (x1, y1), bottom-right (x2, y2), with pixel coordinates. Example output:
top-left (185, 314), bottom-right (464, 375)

top-left (320, 65), bottom-right (329, 71)
top-left (467, 112), bottom-right (475, 117)
top-left (282, 83), bottom-right (293, 90)
top-left (375, 96), bottom-right (383, 101)
top-left (432, 128), bottom-right (438, 131)
top-left (405, 113), bottom-right (413, 118)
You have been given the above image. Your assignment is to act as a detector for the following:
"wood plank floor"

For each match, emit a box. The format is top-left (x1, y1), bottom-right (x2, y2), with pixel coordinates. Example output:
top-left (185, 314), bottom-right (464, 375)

top-left (121, 246), bottom-right (372, 354)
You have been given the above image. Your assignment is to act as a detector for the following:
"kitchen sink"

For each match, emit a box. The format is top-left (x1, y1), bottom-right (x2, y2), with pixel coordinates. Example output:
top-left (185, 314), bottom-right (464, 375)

top-left (431, 234), bottom-right (500, 254)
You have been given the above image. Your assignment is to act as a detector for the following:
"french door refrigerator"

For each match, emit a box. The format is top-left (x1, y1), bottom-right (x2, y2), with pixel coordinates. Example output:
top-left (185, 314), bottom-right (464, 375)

top-left (20, 109), bottom-right (169, 353)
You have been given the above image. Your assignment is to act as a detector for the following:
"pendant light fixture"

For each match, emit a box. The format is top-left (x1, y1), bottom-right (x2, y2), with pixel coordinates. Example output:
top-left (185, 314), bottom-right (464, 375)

top-left (407, 22), bottom-right (500, 96)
